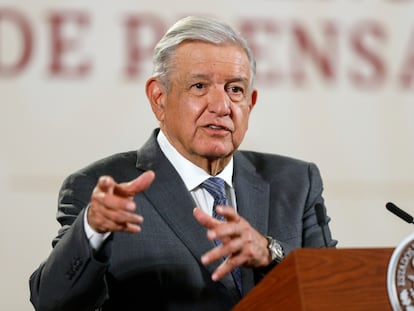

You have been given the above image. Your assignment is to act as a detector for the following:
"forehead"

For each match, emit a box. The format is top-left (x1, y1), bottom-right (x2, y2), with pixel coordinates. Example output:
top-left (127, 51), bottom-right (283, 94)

top-left (172, 41), bottom-right (251, 79)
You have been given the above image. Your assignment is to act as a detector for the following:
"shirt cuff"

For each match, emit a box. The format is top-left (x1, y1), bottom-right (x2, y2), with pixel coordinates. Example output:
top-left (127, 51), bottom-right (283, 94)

top-left (83, 205), bottom-right (111, 250)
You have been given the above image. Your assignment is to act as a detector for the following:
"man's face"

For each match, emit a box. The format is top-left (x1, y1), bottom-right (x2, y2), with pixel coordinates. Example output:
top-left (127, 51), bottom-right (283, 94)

top-left (149, 41), bottom-right (257, 172)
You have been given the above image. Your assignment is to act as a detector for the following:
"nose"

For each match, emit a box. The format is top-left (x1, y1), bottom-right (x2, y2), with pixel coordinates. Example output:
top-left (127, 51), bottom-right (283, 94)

top-left (207, 87), bottom-right (231, 115)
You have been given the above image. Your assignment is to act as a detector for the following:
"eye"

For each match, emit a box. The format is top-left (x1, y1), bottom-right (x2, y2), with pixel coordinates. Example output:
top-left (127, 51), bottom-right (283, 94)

top-left (226, 85), bottom-right (245, 101)
top-left (229, 86), bottom-right (243, 94)
top-left (190, 82), bottom-right (208, 96)
top-left (193, 83), bottom-right (205, 90)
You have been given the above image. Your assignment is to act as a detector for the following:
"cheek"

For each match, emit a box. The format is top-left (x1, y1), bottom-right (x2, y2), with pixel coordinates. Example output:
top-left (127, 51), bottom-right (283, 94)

top-left (233, 106), bottom-right (251, 129)
top-left (166, 98), bottom-right (203, 129)
top-left (230, 109), bottom-right (250, 146)
top-left (182, 99), bottom-right (205, 122)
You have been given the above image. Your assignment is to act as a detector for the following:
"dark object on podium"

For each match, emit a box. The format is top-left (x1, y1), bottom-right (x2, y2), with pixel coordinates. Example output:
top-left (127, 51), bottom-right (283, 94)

top-left (233, 248), bottom-right (394, 310)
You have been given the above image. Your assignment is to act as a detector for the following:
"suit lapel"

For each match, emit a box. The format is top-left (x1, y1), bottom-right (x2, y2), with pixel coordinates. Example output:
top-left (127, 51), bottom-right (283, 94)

top-left (233, 151), bottom-right (270, 239)
top-left (135, 130), bottom-right (239, 294)
top-left (233, 151), bottom-right (270, 293)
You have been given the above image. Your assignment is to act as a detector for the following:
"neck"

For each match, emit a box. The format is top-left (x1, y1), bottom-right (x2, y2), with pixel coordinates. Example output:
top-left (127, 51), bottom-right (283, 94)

top-left (204, 157), bottom-right (229, 176)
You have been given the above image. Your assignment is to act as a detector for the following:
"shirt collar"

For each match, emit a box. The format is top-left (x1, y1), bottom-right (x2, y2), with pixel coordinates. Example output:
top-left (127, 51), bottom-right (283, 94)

top-left (157, 130), bottom-right (234, 191)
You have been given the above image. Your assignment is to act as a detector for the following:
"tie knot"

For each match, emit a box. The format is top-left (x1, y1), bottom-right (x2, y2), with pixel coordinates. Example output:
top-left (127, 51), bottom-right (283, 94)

top-left (201, 177), bottom-right (226, 202)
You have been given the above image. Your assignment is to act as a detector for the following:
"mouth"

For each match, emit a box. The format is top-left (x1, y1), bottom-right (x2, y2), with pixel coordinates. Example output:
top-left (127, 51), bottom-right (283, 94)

top-left (206, 124), bottom-right (231, 132)
top-left (207, 124), bottom-right (229, 131)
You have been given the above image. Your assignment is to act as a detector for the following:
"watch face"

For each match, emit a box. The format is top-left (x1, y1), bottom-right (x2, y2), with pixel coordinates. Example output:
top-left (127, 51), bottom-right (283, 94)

top-left (275, 245), bottom-right (283, 257)
top-left (271, 241), bottom-right (284, 260)
top-left (266, 236), bottom-right (284, 262)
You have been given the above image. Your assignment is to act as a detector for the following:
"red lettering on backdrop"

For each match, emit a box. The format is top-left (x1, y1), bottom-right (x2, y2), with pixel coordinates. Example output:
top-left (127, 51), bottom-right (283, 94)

top-left (399, 28), bottom-right (414, 88)
top-left (239, 19), bottom-right (283, 86)
top-left (290, 21), bottom-right (339, 86)
top-left (0, 8), bottom-right (32, 76)
top-left (47, 11), bottom-right (91, 77)
top-left (123, 14), bottom-right (165, 79)
top-left (349, 21), bottom-right (386, 89)
top-left (0, 7), bottom-right (412, 91)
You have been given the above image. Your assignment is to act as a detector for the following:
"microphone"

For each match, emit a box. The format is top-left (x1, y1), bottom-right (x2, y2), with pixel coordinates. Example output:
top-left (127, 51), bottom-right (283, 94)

top-left (315, 203), bottom-right (329, 247)
top-left (386, 202), bottom-right (414, 225)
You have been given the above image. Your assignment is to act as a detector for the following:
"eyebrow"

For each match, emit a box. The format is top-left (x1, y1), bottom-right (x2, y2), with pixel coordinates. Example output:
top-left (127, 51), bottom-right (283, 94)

top-left (188, 73), bottom-right (249, 85)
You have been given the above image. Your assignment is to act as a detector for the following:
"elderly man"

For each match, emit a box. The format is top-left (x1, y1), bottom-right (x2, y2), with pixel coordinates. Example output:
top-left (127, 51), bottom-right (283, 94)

top-left (29, 15), bottom-right (336, 311)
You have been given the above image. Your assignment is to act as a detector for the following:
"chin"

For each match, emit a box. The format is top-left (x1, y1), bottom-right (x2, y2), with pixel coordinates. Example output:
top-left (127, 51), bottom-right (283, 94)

top-left (203, 148), bottom-right (233, 159)
top-left (195, 141), bottom-right (235, 157)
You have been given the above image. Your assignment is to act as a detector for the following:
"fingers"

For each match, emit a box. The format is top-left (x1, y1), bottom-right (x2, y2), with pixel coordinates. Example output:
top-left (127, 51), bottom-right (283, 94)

top-left (193, 207), bottom-right (222, 229)
top-left (194, 206), bottom-right (241, 249)
top-left (200, 226), bottom-right (243, 264)
top-left (88, 171), bottom-right (155, 233)
top-left (195, 206), bottom-right (270, 282)
top-left (211, 254), bottom-right (244, 282)
top-left (88, 202), bottom-right (144, 233)
top-left (193, 205), bottom-right (240, 230)
top-left (201, 239), bottom-right (245, 282)
top-left (206, 206), bottom-right (241, 241)
top-left (114, 170), bottom-right (155, 197)
top-left (194, 206), bottom-right (244, 278)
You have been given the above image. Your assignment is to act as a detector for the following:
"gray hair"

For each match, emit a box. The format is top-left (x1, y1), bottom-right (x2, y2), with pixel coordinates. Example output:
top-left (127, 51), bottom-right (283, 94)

top-left (152, 15), bottom-right (256, 90)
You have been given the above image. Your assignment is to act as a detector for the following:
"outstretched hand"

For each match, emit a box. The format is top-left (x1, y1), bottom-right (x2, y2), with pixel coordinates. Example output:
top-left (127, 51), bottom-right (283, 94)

top-left (193, 206), bottom-right (271, 282)
top-left (87, 170), bottom-right (155, 233)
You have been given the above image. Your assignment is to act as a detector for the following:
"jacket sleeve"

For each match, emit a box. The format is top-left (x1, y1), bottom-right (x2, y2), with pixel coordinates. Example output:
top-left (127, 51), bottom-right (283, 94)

top-left (301, 162), bottom-right (337, 248)
top-left (29, 172), bottom-right (112, 311)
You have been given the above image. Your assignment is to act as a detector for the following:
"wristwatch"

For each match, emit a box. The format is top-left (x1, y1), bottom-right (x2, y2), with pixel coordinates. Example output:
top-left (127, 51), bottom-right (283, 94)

top-left (265, 236), bottom-right (284, 264)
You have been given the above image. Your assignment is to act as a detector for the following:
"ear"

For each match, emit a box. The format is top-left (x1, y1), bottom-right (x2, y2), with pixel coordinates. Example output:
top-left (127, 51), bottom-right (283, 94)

top-left (249, 89), bottom-right (258, 111)
top-left (146, 78), bottom-right (166, 122)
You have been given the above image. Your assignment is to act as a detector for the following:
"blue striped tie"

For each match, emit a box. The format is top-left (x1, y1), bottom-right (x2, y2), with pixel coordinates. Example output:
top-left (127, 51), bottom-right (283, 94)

top-left (201, 177), bottom-right (243, 294)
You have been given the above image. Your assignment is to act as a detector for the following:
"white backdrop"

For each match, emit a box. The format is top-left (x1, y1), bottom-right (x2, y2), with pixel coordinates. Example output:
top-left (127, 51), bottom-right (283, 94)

top-left (1, 0), bottom-right (414, 310)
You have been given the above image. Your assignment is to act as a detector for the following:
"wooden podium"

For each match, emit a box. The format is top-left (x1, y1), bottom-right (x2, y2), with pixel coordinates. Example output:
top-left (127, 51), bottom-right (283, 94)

top-left (233, 248), bottom-right (394, 310)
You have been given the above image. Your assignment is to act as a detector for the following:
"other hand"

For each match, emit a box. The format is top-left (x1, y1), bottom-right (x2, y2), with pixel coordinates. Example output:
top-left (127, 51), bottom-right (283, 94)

top-left (88, 170), bottom-right (155, 233)
top-left (193, 206), bottom-right (271, 282)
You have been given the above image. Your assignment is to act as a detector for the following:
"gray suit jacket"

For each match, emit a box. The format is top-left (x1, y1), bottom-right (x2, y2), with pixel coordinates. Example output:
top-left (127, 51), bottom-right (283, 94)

top-left (29, 128), bottom-right (336, 311)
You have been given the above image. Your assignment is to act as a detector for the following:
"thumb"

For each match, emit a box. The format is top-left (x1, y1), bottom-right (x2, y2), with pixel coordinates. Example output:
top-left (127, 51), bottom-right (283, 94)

top-left (114, 170), bottom-right (155, 197)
